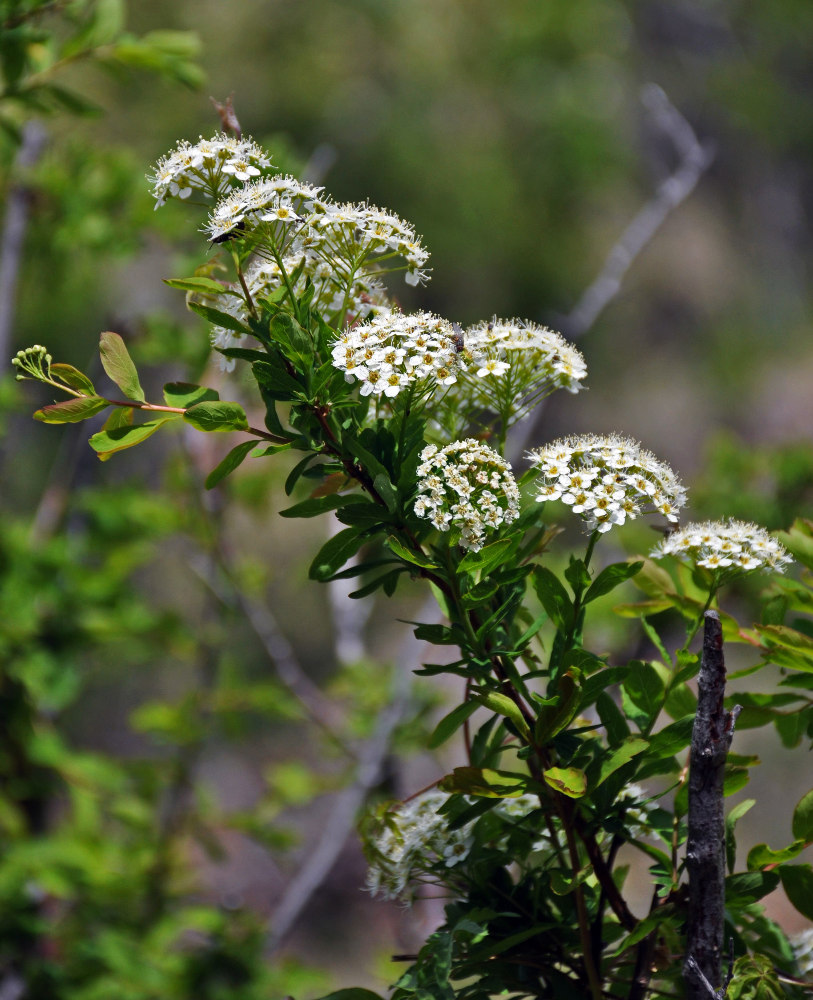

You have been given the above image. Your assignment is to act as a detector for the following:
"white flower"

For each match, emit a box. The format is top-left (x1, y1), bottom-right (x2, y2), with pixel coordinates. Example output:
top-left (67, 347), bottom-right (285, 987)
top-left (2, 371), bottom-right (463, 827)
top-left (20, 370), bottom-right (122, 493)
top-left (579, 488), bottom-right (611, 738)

top-left (413, 439), bottom-right (520, 551)
top-left (652, 520), bottom-right (792, 576)
top-left (332, 311), bottom-right (462, 400)
top-left (149, 134), bottom-right (273, 208)
top-left (528, 434), bottom-right (686, 536)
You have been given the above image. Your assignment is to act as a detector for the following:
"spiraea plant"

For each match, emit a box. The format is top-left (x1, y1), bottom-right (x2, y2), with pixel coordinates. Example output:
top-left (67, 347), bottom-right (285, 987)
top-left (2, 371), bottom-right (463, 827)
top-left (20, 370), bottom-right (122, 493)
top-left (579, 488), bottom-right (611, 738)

top-left (14, 127), bottom-right (813, 1000)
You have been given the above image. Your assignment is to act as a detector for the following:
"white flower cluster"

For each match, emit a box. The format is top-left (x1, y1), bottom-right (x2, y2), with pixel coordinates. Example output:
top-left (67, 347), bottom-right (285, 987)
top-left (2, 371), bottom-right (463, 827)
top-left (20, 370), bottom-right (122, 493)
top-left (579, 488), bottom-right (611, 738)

top-left (331, 311), bottom-right (461, 399)
top-left (203, 175), bottom-right (328, 244)
top-left (365, 791), bottom-right (475, 901)
top-left (414, 439), bottom-right (521, 551)
top-left (209, 254), bottom-right (392, 370)
top-left (149, 133), bottom-right (273, 207)
top-left (465, 318), bottom-right (587, 397)
top-left (791, 927), bottom-right (813, 977)
top-left (204, 183), bottom-right (429, 285)
top-left (528, 434), bottom-right (686, 534)
top-left (651, 519), bottom-right (792, 574)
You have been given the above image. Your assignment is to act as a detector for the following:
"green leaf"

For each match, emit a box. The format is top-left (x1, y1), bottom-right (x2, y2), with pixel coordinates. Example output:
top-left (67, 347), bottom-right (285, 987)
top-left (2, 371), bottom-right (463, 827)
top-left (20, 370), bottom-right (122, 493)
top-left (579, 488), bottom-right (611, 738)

top-left (188, 301), bottom-right (250, 335)
top-left (428, 701), bottom-right (481, 750)
top-left (726, 799), bottom-right (756, 875)
top-left (316, 991), bottom-right (385, 1000)
top-left (778, 863), bottom-right (813, 919)
top-left (584, 560), bottom-right (643, 604)
top-left (205, 440), bottom-right (257, 489)
top-left (725, 870), bottom-right (780, 905)
top-left (309, 528), bottom-right (364, 582)
top-left (532, 565), bottom-right (573, 632)
top-left (622, 661), bottom-right (665, 730)
top-left (34, 396), bottom-right (109, 423)
top-left (271, 313), bottom-right (313, 370)
top-left (747, 840), bottom-right (806, 871)
top-left (535, 669), bottom-right (582, 744)
top-left (101, 406), bottom-right (133, 431)
top-left (372, 473), bottom-right (397, 512)
top-left (596, 691), bottom-right (630, 746)
top-left (183, 401), bottom-right (249, 433)
top-left (89, 418), bottom-right (174, 459)
top-left (792, 788), bottom-right (813, 842)
top-left (544, 766), bottom-right (587, 798)
top-left (386, 535), bottom-right (437, 568)
top-left (458, 538), bottom-right (514, 577)
top-left (590, 737), bottom-right (648, 787)
top-left (647, 716), bottom-right (694, 759)
top-left (280, 495), bottom-right (356, 519)
top-left (164, 276), bottom-right (234, 295)
top-left (473, 691), bottom-right (531, 741)
top-left (50, 363), bottom-right (96, 395)
top-left (438, 767), bottom-right (534, 798)
top-left (163, 382), bottom-right (219, 408)
top-left (99, 331), bottom-right (145, 402)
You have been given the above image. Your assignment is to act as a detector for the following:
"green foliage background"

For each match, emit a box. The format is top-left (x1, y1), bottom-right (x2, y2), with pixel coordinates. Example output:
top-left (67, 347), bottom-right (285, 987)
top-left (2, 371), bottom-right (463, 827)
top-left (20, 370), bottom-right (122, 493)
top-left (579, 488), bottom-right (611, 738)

top-left (2, 0), bottom-right (813, 996)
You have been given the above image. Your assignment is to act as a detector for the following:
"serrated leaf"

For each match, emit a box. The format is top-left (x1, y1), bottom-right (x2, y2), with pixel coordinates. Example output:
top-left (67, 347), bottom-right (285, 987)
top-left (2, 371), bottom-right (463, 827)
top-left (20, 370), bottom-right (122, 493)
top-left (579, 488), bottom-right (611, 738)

top-left (183, 401), bottom-right (249, 433)
top-left (34, 396), bottom-right (109, 423)
top-left (99, 331), bottom-right (145, 402)
top-left (204, 440), bottom-right (257, 489)
top-left (792, 788), bottom-right (813, 842)
top-left (544, 766), bottom-right (587, 798)
top-left (49, 363), bottom-right (96, 395)
top-left (163, 382), bottom-right (219, 408)
top-left (89, 418), bottom-right (174, 460)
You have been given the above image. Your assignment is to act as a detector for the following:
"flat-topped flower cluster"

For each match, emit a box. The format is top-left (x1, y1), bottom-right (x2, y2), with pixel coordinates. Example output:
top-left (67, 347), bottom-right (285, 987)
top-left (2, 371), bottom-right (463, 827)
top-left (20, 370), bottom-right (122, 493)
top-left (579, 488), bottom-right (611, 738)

top-left (331, 310), bottom-right (461, 398)
top-left (528, 433), bottom-right (687, 534)
top-left (651, 519), bottom-right (792, 574)
top-left (149, 133), bottom-right (273, 207)
top-left (465, 318), bottom-right (587, 396)
top-left (413, 439), bottom-right (520, 551)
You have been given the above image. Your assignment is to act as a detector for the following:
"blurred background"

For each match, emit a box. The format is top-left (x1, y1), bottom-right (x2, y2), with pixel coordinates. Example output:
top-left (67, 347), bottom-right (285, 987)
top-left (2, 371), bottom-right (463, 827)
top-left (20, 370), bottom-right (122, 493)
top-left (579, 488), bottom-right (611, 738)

top-left (2, 1), bottom-right (813, 996)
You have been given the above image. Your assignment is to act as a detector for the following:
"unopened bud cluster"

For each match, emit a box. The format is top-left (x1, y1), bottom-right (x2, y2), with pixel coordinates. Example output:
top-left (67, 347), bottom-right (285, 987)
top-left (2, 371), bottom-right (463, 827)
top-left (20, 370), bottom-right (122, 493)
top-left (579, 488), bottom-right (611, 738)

top-left (651, 519), bottom-right (791, 574)
top-left (414, 439), bottom-right (520, 550)
top-left (12, 345), bottom-right (51, 382)
top-left (528, 433), bottom-right (686, 534)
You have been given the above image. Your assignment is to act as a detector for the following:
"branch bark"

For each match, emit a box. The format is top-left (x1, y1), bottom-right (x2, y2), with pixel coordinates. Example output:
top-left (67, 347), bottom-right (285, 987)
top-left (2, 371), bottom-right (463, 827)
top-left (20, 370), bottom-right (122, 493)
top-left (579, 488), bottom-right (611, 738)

top-left (684, 611), bottom-right (741, 1000)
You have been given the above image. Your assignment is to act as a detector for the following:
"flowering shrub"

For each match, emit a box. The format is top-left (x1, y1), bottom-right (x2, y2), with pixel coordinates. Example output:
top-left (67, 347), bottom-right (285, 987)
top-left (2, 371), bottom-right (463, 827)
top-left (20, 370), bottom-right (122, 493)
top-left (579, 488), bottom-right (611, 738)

top-left (14, 129), bottom-right (813, 1000)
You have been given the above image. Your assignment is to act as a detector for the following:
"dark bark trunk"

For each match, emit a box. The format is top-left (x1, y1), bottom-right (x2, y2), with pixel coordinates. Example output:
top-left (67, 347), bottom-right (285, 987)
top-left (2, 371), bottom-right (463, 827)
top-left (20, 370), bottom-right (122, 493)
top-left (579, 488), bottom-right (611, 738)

top-left (684, 610), bottom-right (740, 1000)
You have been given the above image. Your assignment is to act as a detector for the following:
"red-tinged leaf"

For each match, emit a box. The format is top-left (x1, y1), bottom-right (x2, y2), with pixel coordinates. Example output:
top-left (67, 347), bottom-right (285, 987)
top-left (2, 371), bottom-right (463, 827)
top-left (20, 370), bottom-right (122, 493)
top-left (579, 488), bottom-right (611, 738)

top-left (34, 396), bottom-right (109, 423)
